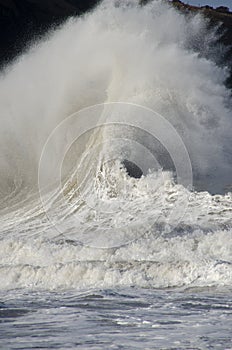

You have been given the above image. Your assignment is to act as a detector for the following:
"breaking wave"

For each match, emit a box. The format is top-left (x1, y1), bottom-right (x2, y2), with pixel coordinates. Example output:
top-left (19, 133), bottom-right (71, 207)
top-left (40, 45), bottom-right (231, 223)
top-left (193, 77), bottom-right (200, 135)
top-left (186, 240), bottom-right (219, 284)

top-left (0, 0), bottom-right (232, 291)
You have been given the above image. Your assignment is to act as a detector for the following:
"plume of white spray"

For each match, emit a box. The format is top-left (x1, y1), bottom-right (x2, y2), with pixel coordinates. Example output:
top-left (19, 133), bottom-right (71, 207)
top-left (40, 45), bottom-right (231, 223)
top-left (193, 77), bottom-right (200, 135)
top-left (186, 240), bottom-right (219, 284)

top-left (0, 0), bottom-right (231, 198)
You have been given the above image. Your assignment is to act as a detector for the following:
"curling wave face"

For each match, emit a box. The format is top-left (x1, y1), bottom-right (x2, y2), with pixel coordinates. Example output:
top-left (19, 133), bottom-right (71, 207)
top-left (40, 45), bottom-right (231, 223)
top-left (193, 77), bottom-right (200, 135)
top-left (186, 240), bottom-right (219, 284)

top-left (0, 0), bottom-right (232, 291)
top-left (1, 166), bottom-right (232, 290)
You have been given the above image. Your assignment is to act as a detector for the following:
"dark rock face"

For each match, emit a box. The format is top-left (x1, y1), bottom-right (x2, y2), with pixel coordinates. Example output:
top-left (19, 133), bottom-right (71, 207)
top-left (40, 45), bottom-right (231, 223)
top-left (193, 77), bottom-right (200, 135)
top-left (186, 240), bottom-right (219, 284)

top-left (0, 0), bottom-right (99, 66)
top-left (170, 0), bottom-right (232, 89)
top-left (0, 0), bottom-right (232, 88)
top-left (216, 6), bottom-right (230, 14)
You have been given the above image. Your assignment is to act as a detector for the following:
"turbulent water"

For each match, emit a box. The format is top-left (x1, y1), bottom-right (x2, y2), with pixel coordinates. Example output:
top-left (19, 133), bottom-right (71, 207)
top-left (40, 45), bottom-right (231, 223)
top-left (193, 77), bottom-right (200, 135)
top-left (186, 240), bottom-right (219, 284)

top-left (0, 0), bottom-right (232, 348)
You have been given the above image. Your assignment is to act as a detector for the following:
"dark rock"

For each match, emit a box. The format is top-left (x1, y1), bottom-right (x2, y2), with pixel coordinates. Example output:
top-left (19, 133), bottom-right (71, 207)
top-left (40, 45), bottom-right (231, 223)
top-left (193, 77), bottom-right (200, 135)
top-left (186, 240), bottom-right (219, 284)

top-left (170, 0), bottom-right (232, 90)
top-left (201, 5), bottom-right (213, 11)
top-left (0, 0), bottom-right (99, 66)
top-left (216, 6), bottom-right (230, 14)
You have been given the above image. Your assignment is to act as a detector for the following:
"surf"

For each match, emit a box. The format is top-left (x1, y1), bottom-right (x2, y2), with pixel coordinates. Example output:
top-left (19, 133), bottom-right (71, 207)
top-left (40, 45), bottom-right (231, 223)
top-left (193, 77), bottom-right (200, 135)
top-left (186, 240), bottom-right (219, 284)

top-left (0, 0), bottom-right (232, 291)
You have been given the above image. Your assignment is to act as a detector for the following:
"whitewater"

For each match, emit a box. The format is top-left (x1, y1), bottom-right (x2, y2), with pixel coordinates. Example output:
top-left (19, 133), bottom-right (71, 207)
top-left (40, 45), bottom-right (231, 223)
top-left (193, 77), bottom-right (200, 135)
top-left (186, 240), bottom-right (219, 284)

top-left (0, 0), bottom-right (232, 349)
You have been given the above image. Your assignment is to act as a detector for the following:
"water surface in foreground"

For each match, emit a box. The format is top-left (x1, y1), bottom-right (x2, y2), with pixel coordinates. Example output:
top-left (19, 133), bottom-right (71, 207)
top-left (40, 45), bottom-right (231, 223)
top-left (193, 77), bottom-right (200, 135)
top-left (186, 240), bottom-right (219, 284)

top-left (1, 288), bottom-right (232, 349)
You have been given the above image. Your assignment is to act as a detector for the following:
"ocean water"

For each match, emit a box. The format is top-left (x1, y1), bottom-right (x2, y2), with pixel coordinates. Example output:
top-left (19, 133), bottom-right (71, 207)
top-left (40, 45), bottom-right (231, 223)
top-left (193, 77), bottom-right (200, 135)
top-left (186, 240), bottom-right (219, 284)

top-left (0, 0), bottom-right (232, 348)
top-left (1, 288), bottom-right (232, 349)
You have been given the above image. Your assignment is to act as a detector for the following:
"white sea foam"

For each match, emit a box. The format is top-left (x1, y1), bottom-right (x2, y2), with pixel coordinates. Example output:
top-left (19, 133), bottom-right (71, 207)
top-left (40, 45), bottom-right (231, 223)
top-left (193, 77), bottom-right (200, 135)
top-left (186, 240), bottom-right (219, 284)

top-left (0, 0), bottom-right (231, 291)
